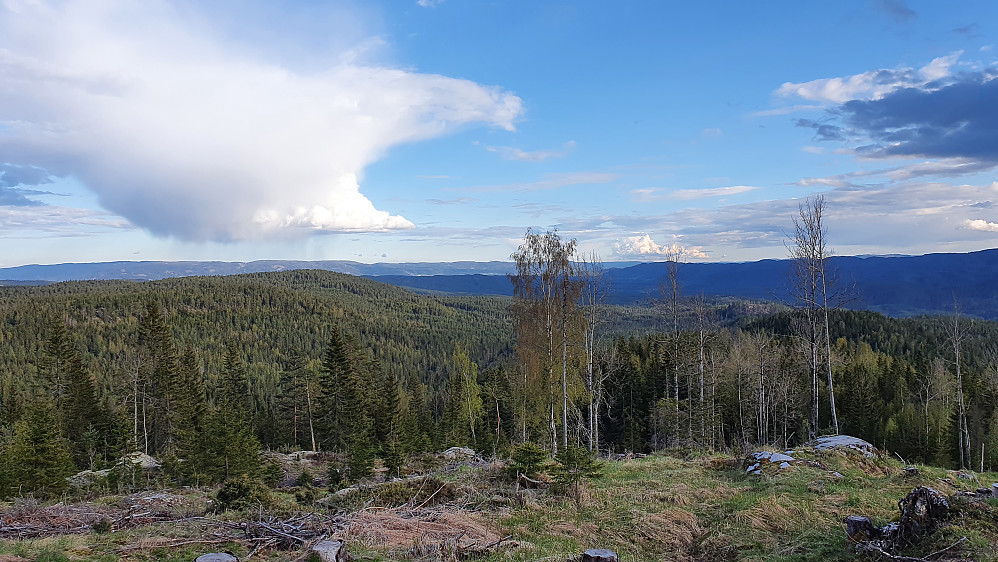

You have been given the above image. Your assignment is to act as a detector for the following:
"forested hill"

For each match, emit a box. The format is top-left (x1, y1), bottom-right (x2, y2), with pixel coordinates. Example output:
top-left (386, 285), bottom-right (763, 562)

top-left (4, 249), bottom-right (998, 319)
top-left (0, 270), bottom-right (513, 398)
top-left (367, 249), bottom-right (998, 319)
top-left (0, 270), bottom-right (658, 405)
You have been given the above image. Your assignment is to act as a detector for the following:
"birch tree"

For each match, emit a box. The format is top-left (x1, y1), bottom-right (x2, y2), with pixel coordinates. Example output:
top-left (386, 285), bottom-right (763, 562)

top-left (788, 195), bottom-right (839, 436)
top-left (510, 229), bottom-right (581, 453)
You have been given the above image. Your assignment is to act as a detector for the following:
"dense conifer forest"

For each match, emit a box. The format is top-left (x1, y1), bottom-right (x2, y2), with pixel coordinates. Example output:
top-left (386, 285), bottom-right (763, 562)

top-left (1, 267), bottom-right (997, 499)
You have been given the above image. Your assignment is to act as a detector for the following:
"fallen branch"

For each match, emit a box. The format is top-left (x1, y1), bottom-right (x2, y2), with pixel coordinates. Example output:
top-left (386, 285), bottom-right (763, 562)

top-left (414, 484), bottom-right (447, 510)
top-left (849, 534), bottom-right (967, 561)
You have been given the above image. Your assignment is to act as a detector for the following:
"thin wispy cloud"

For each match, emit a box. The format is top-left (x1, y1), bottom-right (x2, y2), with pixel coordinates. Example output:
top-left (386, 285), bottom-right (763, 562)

top-left (0, 205), bottom-right (133, 235)
top-left (631, 185), bottom-right (758, 201)
top-left (425, 197), bottom-right (476, 205)
top-left (0, 0), bottom-right (521, 242)
top-left (873, 0), bottom-right (916, 23)
top-left (484, 140), bottom-right (576, 162)
top-left (459, 171), bottom-right (616, 193)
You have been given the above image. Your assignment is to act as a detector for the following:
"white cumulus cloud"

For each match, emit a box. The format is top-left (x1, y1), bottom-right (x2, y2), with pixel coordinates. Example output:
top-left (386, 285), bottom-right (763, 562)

top-left (0, 0), bottom-right (521, 242)
top-left (614, 234), bottom-right (708, 259)
top-left (776, 52), bottom-right (963, 103)
top-left (964, 219), bottom-right (998, 232)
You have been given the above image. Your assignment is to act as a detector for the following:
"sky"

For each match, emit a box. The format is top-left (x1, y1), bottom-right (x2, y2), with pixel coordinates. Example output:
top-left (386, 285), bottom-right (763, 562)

top-left (2, 0), bottom-right (998, 267)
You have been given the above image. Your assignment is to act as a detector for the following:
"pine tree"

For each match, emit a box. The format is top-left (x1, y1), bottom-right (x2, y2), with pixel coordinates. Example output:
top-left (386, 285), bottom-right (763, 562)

top-left (189, 344), bottom-right (261, 484)
top-left (170, 346), bottom-right (208, 480)
top-left (137, 301), bottom-right (179, 455)
top-left (5, 400), bottom-right (76, 498)
top-left (43, 317), bottom-right (109, 469)
top-left (317, 327), bottom-right (352, 451)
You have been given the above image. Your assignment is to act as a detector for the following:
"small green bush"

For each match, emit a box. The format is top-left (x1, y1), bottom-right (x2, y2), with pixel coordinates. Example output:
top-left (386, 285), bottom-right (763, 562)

top-left (327, 461), bottom-right (344, 489)
top-left (90, 518), bottom-right (112, 534)
top-left (215, 475), bottom-right (273, 512)
top-left (552, 445), bottom-right (602, 501)
top-left (507, 442), bottom-right (547, 479)
top-left (261, 459), bottom-right (284, 488)
top-left (296, 468), bottom-right (314, 488)
top-left (294, 485), bottom-right (318, 506)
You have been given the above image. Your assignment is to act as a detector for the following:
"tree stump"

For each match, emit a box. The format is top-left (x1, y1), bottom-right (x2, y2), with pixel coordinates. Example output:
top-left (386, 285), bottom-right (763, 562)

top-left (194, 554), bottom-right (238, 562)
top-left (845, 515), bottom-right (878, 540)
top-left (311, 539), bottom-right (349, 562)
top-left (582, 548), bottom-right (618, 562)
top-left (898, 486), bottom-right (949, 541)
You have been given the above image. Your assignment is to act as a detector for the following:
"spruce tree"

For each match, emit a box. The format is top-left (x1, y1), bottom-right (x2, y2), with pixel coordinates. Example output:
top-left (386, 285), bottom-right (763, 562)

top-left (317, 327), bottom-right (352, 451)
top-left (5, 400), bottom-right (76, 498)
top-left (189, 344), bottom-right (261, 484)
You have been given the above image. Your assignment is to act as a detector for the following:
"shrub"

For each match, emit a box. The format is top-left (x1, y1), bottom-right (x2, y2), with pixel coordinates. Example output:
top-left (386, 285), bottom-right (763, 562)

top-left (294, 485), bottom-right (318, 506)
top-left (552, 445), bottom-right (602, 503)
top-left (215, 475), bottom-right (273, 512)
top-left (327, 461), bottom-right (344, 489)
top-left (507, 442), bottom-right (547, 479)
top-left (296, 469), bottom-right (314, 488)
top-left (261, 459), bottom-right (284, 488)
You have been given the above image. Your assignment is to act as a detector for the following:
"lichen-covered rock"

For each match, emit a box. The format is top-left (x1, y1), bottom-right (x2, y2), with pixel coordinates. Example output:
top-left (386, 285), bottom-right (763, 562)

top-left (441, 446), bottom-right (476, 461)
top-left (118, 452), bottom-right (162, 470)
top-left (809, 435), bottom-right (878, 458)
top-left (744, 451), bottom-right (805, 475)
top-left (66, 468), bottom-right (112, 488)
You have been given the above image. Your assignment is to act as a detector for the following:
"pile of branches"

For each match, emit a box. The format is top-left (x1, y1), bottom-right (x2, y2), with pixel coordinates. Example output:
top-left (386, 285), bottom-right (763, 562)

top-left (214, 512), bottom-right (342, 552)
top-left (0, 502), bottom-right (120, 539)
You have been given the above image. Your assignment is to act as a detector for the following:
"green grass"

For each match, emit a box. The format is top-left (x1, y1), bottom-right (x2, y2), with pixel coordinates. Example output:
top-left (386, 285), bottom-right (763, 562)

top-left (1, 450), bottom-right (997, 561)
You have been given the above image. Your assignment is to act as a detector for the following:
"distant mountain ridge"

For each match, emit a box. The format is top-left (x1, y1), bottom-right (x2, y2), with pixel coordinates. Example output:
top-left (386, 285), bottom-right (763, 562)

top-left (0, 259), bottom-right (517, 281)
top-left (2, 250), bottom-right (997, 319)
top-left (367, 249), bottom-right (998, 320)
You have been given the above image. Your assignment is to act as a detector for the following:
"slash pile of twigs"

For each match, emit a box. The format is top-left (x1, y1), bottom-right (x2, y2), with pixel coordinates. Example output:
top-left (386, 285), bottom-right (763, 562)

top-left (0, 502), bottom-right (120, 539)
top-left (213, 512), bottom-right (341, 552)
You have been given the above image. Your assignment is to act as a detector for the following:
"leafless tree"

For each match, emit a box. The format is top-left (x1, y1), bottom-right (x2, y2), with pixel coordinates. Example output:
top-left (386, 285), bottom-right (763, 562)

top-left (578, 250), bottom-right (610, 451)
top-left (788, 195), bottom-right (839, 436)
top-left (947, 299), bottom-right (972, 469)
top-left (657, 246), bottom-right (684, 444)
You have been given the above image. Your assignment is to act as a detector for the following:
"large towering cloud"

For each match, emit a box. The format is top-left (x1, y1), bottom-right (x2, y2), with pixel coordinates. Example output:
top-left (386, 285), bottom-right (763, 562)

top-left (0, 1), bottom-right (522, 241)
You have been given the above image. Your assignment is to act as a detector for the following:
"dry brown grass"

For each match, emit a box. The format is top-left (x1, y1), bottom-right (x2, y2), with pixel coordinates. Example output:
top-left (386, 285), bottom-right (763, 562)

top-left (628, 507), bottom-right (703, 557)
top-left (734, 495), bottom-right (829, 537)
top-left (345, 507), bottom-right (501, 559)
top-left (548, 520), bottom-right (599, 542)
top-left (647, 480), bottom-right (741, 509)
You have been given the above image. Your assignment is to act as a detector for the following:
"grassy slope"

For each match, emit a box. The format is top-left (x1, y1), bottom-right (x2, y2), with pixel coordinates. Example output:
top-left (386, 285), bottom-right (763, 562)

top-left (3, 449), bottom-right (996, 562)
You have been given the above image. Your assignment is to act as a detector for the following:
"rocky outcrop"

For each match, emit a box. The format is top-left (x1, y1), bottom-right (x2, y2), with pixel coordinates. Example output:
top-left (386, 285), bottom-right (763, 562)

top-left (441, 447), bottom-right (476, 461)
top-left (808, 435), bottom-right (878, 458)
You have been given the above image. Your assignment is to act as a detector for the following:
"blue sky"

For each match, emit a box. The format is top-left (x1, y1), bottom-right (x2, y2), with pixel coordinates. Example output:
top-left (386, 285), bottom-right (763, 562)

top-left (2, 0), bottom-right (998, 267)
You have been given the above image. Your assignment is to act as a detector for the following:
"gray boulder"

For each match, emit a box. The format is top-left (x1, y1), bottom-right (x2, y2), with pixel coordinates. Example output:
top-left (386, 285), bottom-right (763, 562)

top-left (441, 446), bottom-right (476, 461)
top-left (809, 435), bottom-right (877, 458)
